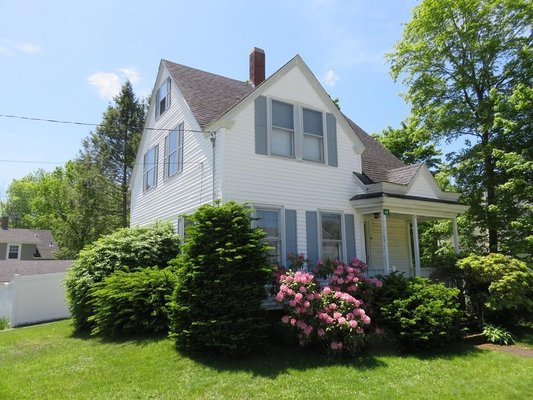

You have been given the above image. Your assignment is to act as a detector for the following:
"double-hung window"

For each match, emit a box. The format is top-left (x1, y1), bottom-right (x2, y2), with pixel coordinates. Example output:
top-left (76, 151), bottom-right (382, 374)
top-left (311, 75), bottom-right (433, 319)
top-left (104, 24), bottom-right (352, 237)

top-left (156, 78), bottom-right (171, 118)
top-left (303, 108), bottom-right (324, 162)
top-left (7, 244), bottom-right (20, 260)
top-left (321, 213), bottom-right (343, 261)
top-left (143, 145), bottom-right (158, 191)
top-left (271, 100), bottom-right (294, 157)
top-left (256, 208), bottom-right (282, 264)
top-left (166, 123), bottom-right (184, 178)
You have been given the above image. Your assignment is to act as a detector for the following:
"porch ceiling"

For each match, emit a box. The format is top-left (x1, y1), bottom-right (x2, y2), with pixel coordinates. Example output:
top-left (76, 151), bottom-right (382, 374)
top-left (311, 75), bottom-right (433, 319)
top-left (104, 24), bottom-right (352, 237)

top-left (350, 193), bottom-right (468, 219)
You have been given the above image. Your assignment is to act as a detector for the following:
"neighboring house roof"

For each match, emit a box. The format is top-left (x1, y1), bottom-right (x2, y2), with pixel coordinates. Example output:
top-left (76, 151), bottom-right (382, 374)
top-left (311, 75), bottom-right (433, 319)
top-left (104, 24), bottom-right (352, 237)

top-left (162, 58), bottom-right (422, 187)
top-left (163, 59), bottom-right (254, 129)
top-left (0, 260), bottom-right (72, 283)
top-left (0, 229), bottom-right (59, 259)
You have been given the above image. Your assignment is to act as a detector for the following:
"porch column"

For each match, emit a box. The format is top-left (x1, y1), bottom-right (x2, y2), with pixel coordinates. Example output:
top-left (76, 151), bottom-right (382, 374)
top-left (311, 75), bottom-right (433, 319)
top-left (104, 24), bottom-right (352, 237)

top-left (452, 217), bottom-right (460, 254)
top-left (381, 211), bottom-right (390, 274)
top-left (411, 215), bottom-right (421, 277)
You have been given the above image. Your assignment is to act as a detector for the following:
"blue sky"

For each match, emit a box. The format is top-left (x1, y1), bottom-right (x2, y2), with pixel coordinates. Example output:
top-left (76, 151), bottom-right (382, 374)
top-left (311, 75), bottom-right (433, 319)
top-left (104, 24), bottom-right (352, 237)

top-left (0, 0), bottom-right (420, 193)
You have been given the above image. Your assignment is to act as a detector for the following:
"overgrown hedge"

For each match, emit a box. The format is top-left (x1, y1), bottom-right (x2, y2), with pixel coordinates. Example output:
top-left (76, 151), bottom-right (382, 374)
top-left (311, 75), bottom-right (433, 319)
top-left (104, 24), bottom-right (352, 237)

top-left (89, 267), bottom-right (178, 336)
top-left (65, 222), bottom-right (180, 331)
top-left (169, 201), bottom-right (271, 356)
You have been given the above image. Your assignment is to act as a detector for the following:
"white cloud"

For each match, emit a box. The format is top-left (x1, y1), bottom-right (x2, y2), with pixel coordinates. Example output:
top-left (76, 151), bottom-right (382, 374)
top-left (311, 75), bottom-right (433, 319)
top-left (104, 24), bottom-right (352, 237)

top-left (87, 72), bottom-right (122, 99)
top-left (323, 69), bottom-right (339, 86)
top-left (16, 43), bottom-right (41, 54)
top-left (88, 67), bottom-right (142, 99)
top-left (118, 68), bottom-right (140, 84)
top-left (0, 40), bottom-right (42, 56)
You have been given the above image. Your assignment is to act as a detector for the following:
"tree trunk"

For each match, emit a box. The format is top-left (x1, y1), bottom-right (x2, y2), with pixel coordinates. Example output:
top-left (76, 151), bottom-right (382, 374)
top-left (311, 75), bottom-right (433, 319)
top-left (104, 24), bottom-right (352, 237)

top-left (483, 134), bottom-right (498, 253)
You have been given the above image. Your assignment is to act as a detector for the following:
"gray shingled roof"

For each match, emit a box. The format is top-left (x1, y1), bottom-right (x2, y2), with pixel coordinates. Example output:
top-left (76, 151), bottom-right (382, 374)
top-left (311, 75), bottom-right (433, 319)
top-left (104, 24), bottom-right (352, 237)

top-left (0, 260), bottom-right (72, 283)
top-left (162, 58), bottom-right (419, 186)
top-left (163, 60), bottom-right (254, 129)
top-left (0, 229), bottom-right (59, 259)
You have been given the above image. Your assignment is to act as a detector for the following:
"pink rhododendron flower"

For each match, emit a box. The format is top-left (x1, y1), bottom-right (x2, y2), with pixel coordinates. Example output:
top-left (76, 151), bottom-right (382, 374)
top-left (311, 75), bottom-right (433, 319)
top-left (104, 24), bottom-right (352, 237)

top-left (349, 320), bottom-right (358, 328)
top-left (290, 318), bottom-right (297, 326)
top-left (338, 317), bottom-right (347, 325)
top-left (323, 287), bottom-right (332, 295)
top-left (330, 303), bottom-right (337, 310)
top-left (299, 286), bottom-right (307, 293)
top-left (330, 342), bottom-right (338, 350)
top-left (362, 315), bottom-right (371, 325)
top-left (282, 315), bottom-right (290, 324)
top-left (275, 292), bottom-right (284, 302)
top-left (317, 328), bottom-right (325, 337)
top-left (346, 313), bottom-right (354, 320)
top-left (289, 300), bottom-right (297, 307)
top-left (333, 312), bottom-right (342, 319)
top-left (356, 327), bottom-right (364, 334)
top-left (295, 293), bottom-right (303, 301)
top-left (337, 342), bottom-right (343, 350)
top-left (303, 301), bottom-right (311, 309)
top-left (286, 276), bottom-right (293, 283)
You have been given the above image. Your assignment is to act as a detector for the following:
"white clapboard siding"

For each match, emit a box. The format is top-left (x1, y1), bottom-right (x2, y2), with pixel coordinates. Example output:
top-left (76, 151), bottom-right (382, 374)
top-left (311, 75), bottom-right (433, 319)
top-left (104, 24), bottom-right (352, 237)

top-left (407, 168), bottom-right (439, 199)
top-left (130, 66), bottom-right (214, 227)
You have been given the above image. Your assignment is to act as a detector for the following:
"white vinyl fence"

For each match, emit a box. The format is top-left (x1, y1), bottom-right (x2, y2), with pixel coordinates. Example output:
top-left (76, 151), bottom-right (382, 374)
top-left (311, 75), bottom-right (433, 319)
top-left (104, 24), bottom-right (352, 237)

top-left (0, 272), bottom-right (70, 327)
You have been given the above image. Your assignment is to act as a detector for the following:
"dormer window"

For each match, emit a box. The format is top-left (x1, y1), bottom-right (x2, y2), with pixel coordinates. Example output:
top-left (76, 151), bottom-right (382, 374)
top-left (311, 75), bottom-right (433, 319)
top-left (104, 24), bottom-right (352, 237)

top-left (7, 244), bottom-right (20, 260)
top-left (156, 78), bottom-right (171, 119)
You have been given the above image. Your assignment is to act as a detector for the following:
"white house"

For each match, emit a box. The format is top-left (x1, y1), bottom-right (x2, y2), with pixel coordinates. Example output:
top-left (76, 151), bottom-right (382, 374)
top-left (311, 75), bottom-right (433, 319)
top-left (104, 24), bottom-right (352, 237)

top-left (130, 48), bottom-right (467, 277)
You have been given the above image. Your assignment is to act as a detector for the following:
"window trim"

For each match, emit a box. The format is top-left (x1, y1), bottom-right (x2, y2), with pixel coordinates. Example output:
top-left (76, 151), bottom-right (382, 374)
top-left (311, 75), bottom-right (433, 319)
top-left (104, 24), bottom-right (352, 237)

top-left (253, 204), bottom-right (285, 265)
top-left (7, 243), bottom-right (21, 260)
top-left (269, 99), bottom-right (295, 158)
top-left (165, 123), bottom-right (184, 179)
top-left (143, 145), bottom-right (159, 192)
top-left (318, 210), bottom-right (346, 262)
top-left (266, 98), bottom-right (328, 164)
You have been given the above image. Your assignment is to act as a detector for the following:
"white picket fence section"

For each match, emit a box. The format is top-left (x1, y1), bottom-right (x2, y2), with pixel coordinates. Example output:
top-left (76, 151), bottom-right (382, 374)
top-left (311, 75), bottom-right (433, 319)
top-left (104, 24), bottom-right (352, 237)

top-left (0, 272), bottom-right (70, 327)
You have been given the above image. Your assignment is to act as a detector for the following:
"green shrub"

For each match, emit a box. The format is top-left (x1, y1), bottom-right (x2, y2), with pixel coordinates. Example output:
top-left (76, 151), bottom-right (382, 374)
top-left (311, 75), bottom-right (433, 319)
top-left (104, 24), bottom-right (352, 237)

top-left (457, 253), bottom-right (533, 323)
top-left (65, 222), bottom-right (180, 331)
top-left (89, 267), bottom-right (178, 337)
top-left (0, 317), bottom-right (9, 330)
top-left (483, 324), bottom-right (515, 346)
top-left (374, 276), bottom-right (463, 350)
top-left (169, 201), bottom-right (271, 356)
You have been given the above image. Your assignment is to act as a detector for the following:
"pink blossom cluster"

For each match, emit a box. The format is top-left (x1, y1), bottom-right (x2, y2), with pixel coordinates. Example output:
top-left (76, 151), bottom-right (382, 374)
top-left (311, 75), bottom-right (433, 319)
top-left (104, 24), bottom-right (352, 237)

top-left (276, 258), bottom-right (378, 354)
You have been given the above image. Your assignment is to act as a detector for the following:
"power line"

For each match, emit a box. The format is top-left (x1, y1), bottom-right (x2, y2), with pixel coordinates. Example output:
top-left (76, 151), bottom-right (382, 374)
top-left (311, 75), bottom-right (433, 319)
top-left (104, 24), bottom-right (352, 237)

top-left (0, 113), bottom-right (211, 134)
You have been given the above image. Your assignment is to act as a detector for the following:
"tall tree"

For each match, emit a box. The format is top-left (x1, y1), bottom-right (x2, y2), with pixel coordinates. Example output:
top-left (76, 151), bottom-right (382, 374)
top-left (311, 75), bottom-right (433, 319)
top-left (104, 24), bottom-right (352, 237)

top-left (388, 0), bottom-right (532, 253)
top-left (80, 81), bottom-right (146, 227)
top-left (5, 162), bottom-right (121, 258)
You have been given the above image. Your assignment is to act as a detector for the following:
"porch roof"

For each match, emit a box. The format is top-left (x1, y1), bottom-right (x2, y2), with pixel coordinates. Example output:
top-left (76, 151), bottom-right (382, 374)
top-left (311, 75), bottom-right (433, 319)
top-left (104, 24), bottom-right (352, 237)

top-left (350, 191), bottom-right (468, 219)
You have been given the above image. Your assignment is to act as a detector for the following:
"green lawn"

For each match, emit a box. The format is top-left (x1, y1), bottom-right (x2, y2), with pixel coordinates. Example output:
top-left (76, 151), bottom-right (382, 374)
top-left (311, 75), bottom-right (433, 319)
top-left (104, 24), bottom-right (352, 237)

top-left (1, 320), bottom-right (531, 400)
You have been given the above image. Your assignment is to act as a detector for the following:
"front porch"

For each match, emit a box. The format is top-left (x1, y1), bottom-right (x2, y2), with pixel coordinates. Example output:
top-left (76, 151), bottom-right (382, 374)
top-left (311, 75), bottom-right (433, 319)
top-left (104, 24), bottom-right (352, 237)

top-left (352, 193), bottom-right (468, 278)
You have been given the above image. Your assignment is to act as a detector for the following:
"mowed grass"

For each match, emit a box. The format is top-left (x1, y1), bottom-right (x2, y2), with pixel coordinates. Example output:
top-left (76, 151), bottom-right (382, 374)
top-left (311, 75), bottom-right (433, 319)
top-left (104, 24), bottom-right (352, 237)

top-left (1, 320), bottom-right (532, 400)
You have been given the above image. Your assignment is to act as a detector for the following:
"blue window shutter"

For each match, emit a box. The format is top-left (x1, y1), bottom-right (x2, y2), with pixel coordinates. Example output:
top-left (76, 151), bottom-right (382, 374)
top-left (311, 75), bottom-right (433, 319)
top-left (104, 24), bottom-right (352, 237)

top-left (326, 113), bottom-right (338, 167)
top-left (255, 96), bottom-right (268, 155)
top-left (285, 209), bottom-right (297, 265)
top-left (155, 89), bottom-right (160, 118)
top-left (345, 214), bottom-right (356, 262)
top-left (306, 211), bottom-right (318, 266)
top-left (166, 78), bottom-right (171, 108)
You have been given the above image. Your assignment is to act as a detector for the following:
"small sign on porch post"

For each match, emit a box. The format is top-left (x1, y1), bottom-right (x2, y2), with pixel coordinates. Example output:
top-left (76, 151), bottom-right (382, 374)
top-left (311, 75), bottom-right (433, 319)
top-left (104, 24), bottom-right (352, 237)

top-left (383, 209), bottom-right (390, 216)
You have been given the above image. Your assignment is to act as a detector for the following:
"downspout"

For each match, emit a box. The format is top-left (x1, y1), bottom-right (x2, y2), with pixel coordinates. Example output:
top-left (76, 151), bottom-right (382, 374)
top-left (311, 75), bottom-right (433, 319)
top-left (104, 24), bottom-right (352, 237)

top-left (210, 131), bottom-right (217, 205)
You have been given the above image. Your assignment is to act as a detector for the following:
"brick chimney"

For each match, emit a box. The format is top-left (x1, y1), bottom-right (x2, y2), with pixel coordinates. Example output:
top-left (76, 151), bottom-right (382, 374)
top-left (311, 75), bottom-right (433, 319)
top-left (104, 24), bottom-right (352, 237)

top-left (1, 216), bottom-right (8, 230)
top-left (249, 47), bottom-right (265, 87)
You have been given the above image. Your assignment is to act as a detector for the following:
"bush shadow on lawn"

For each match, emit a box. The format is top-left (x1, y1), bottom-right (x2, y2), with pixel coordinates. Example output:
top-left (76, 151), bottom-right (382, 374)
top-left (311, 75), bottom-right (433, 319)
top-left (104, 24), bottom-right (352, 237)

top-left (181, 341), bottom-right (486, 379)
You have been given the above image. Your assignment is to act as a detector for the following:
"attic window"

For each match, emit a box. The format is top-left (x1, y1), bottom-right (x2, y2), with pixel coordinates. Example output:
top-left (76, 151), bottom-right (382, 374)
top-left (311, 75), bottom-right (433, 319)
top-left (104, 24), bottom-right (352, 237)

top-left (156, 78), bottom-right (171, 119)
top-left (271, 100), bottom-right (295, 157)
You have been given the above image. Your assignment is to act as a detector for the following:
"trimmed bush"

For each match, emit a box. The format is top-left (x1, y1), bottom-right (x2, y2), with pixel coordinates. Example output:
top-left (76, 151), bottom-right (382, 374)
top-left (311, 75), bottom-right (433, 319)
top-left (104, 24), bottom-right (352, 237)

top-left (374, 275), bottom-right (463, 350)
top-left (89, 267), bottom-right (178, 336)
top-left (65, 222), bottom-right (180, 331)
top-left (169, 201), bottom-right (271, 356)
